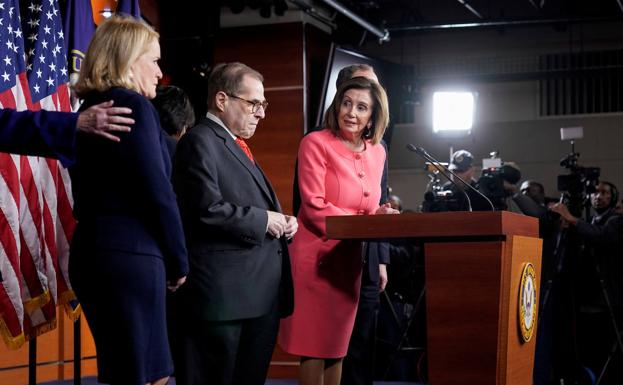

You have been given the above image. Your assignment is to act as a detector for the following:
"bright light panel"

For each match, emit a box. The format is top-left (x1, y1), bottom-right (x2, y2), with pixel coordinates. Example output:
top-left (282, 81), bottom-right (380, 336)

top-left (432, 92), bottom-right (475, 133)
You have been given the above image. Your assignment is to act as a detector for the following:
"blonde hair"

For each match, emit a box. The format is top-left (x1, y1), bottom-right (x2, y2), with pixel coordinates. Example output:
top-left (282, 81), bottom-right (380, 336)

top-left (323, 77), bottom-right (389, 145)
top-left (74, 15), bottom-right (159, 97)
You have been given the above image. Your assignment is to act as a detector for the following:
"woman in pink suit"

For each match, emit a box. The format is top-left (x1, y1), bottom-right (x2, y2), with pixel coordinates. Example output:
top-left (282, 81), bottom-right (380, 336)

top-left (279, 76), bottom-right (398, 385)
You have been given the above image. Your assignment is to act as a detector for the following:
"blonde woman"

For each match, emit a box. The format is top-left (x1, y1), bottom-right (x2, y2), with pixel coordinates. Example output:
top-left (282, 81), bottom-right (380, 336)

top-left (68, 16), bottom-right (188, 385)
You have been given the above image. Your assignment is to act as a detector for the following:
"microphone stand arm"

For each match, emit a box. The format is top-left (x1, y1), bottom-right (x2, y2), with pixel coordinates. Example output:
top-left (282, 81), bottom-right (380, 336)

top-left (408, 144), bottom-right (496, 211)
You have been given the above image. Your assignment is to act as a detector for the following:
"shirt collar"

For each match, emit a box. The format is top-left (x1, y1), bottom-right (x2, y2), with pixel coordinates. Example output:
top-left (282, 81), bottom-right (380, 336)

top-left (206, 112), bottom-right (237, 140)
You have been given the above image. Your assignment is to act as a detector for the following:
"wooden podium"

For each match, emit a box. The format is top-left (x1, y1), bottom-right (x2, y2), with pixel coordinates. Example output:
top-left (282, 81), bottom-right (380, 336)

top-left (326, 211), bottom-right (542, 385)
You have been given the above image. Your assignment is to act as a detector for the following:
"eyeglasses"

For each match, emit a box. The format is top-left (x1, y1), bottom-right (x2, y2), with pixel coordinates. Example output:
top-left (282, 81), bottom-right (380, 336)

top-left (226, 93), bottom-right (269, 114)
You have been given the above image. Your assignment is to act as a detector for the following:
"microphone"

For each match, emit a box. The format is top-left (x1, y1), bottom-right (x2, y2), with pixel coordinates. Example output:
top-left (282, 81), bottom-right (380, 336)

top-left (407, 144), bottom-right (495, 211)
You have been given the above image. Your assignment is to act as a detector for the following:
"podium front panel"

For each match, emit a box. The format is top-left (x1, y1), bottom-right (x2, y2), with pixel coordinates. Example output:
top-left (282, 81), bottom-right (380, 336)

top-left (425, 241), bottom-right (504, 385)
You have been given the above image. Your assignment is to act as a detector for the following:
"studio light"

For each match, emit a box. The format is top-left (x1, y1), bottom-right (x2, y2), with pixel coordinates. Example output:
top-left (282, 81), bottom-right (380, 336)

top-left (432, 91), bottom-right (475, 134)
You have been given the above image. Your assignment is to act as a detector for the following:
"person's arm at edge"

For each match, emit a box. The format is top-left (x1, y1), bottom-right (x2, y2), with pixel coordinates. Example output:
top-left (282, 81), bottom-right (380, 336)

top-left (0, 102), bottom-right (133, 167)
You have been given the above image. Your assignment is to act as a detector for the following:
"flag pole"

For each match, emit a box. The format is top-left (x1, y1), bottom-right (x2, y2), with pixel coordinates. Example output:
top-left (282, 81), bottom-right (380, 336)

top-left (28, 338), bottom-right (36, 385)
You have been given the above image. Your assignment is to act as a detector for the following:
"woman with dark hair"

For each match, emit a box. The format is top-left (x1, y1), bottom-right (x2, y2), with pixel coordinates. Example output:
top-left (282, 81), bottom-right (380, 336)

top-left (153, 85), bottom-right (195, 137)
top-left (151, 85), bottom-right (195, 157)
top-left (279, 77), bottom-right (398, 385)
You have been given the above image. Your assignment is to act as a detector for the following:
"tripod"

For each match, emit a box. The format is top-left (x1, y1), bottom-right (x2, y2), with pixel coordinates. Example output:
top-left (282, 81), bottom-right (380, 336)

top-left (544, 197), bottom-right (623, 385)
top-left (535, 211), bottom-right (582, 385)
top-left (380, 286), bottom-right (426, 380)
top-left (592, 263), bottom-right (623, 384)
top-left (376, 240), bottom-right (426, 381)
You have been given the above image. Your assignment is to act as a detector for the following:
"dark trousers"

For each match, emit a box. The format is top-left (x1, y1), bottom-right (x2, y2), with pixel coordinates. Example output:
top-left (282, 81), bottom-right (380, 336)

top-left (174, 302), bottom-right (279, 385)
top-left (341, 270), bottom-right (380, 385)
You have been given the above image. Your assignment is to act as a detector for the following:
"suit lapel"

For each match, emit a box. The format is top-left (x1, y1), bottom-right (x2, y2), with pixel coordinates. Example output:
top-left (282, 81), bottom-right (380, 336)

top-left (205, 118), bottom-right (279, 209)
top-left (255, 162), bottom-right (282, 212)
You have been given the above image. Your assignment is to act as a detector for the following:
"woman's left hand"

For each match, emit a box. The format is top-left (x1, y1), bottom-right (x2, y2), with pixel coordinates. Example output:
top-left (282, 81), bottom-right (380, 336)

top-left (375, 202), bottom-right (399, 215)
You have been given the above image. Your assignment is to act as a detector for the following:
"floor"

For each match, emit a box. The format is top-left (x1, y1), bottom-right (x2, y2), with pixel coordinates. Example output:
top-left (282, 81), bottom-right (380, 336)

top-left (42, 378), bottom-right (420, 385)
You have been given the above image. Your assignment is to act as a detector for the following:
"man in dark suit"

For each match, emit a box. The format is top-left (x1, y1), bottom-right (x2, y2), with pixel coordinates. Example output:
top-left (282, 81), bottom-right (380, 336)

top-left (172, 62), bottom-right (297, 385)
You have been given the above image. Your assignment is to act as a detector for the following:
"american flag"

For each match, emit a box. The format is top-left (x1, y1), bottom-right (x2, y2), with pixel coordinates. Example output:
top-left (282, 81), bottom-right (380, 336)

top-left (59, 0), bottom-right (94, 320)
top-left (0, 0), bottom-right (29, 349)
top-left (24, 0), bottom-right (70, 106)
top-left (0, 0), bottom-right (78, 349)
top-left (21, 0), bottom-right (77, 335)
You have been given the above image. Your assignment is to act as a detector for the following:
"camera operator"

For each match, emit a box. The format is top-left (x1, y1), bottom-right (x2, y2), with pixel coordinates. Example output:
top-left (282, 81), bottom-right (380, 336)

top-left (486, 163), bottom-right (548, 218)
top-left (520, 180), bottom-right (546, 205)
top-left (520, 179), bottom-right (559, 267)
top-left (388, 194), bottom-right (403, 212)
top-left (549, 181), bottom-right (623, 383)
top-left (436, 150), bottom-right (491, 211)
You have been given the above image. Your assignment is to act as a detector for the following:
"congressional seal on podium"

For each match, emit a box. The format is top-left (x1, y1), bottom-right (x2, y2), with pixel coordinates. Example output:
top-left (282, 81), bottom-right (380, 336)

top-left (518, 262), bottom-right (537, 343)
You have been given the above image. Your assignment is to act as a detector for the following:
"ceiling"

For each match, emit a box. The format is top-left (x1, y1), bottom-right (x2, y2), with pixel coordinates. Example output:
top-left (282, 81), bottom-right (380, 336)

top-left (217, 0), bottom-right (623, 44)
top-left (342, 0), bottom-right (623, 26)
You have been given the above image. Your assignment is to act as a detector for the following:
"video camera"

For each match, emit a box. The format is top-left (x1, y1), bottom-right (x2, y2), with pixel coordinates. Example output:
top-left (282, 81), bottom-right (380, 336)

top-left (556, 127), bottom-right (600, 216)
top-left (422, 189), bottom-right (462, 212)
top-left (557, 152), bottom-right (600, 195)
top-left (420, 152), bottom-right (521, 212)
top-left (475, 152), bottom-right (521, 210)
top-left (557, 151), bottom-right (600, 215)
top-left (478, 164), bottom-right (522, 201)
top-left (420, 162), bottom-right (462, 212)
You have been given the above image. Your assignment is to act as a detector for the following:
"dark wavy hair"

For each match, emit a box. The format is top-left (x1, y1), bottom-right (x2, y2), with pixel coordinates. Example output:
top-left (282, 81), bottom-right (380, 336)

top-left (152, 85), bottom-right (195, 137)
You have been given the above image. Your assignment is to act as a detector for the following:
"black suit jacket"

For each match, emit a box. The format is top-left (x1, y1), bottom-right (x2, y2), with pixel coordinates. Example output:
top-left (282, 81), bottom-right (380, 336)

top-left (173, 117), bottom-right (294, 322)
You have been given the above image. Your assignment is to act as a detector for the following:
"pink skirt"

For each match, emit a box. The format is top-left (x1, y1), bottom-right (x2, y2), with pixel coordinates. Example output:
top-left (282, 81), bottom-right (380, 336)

top-left (278, 226), bottom-right (362, 358)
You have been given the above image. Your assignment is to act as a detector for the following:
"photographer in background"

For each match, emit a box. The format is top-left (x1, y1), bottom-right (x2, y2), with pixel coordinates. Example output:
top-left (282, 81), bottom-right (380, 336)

top-left (438, 150), bottom-right (491, 211)
top-left (492, 163), bottom-right (547, 218)
top-left (388, 194), bottom-right (403, 212)
top-left (520, 180), bottom-right (546, 206)
top-left (520, 178), bottom-right (559, 250)
top-left (550, 181), bottom-right (623, 384)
